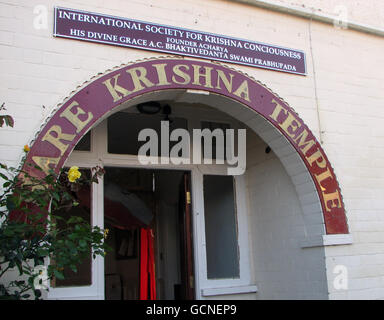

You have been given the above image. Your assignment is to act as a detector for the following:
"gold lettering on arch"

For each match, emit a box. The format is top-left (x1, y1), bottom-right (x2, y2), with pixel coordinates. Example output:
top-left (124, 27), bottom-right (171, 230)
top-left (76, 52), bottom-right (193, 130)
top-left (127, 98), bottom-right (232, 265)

top-left (268, 98), bottom-right (343, 216)
top-left (31, 155), bottom-right (60, 175)
top-left (126, 66), bottom-right (155, 92)
top-left (102, 73), bottom-right (131, 102)
top-left (233, 79), bottom-right (250, 102)
top-left (41, 125), bottom-right (75, 156)
top-left (172, 64), bottom-right (191, 85)
top-left (60, 101), bottom-right (94, 134)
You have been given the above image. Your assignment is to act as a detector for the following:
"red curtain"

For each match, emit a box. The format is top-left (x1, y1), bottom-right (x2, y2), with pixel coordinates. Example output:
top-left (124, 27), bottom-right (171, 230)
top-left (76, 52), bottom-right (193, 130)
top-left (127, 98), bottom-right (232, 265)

top-left (139, 228), bottom-right (156, 300)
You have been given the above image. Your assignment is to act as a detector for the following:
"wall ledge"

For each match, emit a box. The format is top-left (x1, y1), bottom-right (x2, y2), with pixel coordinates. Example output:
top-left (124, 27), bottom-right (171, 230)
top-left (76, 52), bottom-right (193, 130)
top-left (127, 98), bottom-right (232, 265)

top-left (301, 234), bottom-right (353, 248)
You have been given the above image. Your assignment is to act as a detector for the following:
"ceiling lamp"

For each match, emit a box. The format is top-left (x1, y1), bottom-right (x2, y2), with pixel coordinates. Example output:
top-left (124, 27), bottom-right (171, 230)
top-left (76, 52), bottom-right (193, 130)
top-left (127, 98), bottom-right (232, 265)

top-left (136, 101), bottom-right (161, 114)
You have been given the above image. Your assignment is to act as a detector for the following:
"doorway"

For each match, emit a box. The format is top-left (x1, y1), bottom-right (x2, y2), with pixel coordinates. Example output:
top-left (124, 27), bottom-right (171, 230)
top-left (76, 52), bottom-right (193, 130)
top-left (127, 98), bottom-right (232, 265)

top-left (103, 167), bottom-right (194, 300)
top-left (47, 100), bottom-right (255, 300)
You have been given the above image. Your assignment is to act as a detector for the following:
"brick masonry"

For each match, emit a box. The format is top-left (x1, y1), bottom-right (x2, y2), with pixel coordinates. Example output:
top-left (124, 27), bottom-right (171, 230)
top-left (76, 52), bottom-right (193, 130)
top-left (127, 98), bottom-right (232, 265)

top-left (0, 0), bottom-right (383, 299)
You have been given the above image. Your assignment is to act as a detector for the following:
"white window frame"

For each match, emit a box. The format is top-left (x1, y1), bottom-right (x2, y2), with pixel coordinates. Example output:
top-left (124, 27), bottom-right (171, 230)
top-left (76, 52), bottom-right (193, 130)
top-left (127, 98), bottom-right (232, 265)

top-left (191, 167), bottom-right (252, 299)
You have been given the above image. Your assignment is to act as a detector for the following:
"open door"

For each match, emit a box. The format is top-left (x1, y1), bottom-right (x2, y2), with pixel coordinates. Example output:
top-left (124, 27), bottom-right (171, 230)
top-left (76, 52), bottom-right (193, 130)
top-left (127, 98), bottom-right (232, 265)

top-left (178, 172), bottom-right (195, 300)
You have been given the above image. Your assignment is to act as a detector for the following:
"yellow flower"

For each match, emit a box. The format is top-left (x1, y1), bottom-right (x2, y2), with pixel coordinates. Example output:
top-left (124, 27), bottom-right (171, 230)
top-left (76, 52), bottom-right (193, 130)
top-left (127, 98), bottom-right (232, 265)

top-left (23, 145), bottom-right (30, 152)
top-left (104, 228), bottom-right (109, 239)
top-left (67, 166), bottom-right (81, 183)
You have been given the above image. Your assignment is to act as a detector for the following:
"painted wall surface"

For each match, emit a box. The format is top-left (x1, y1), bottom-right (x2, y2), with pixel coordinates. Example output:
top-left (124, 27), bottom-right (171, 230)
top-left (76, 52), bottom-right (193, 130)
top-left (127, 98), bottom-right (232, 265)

top-left (239, 0), bottom-right (384, 30)
top-left (245, 130), bottom-right (329, 299)
top-left (0, 0), bottom-right (384, 299)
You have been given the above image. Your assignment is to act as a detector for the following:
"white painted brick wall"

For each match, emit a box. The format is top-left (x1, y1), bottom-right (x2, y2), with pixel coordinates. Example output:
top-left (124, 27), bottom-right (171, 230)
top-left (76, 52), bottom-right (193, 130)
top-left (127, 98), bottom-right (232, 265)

top-left (245, 132), bottom-right (328, 299)
top-left (0, 0), bottom-right (383, 299)
top-left (266, 0), bottom-right (384, 31)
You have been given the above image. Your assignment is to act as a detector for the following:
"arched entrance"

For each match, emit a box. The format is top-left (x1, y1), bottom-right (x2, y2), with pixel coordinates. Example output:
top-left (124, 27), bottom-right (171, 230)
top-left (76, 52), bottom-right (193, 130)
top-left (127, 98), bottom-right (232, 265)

top-left (23, 57), bottom-right (348, 235)
top-left (22, 57), bottom-right (349, 300)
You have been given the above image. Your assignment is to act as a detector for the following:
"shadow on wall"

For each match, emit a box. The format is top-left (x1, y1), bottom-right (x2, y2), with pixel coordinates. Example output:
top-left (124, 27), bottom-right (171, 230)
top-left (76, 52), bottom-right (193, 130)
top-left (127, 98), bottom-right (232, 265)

top-left (245, 129), bottom-right (328, 299)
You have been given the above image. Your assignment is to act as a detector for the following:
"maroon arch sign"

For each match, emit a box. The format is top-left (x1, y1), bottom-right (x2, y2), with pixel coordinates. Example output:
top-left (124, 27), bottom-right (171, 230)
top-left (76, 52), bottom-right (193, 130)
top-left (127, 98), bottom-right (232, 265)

top-left (23, 57), bottom-right (348, 234)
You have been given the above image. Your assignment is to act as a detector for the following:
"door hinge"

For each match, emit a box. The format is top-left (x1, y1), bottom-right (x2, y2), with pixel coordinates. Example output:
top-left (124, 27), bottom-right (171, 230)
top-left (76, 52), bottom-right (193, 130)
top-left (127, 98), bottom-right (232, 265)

top-left (186, 191), bottom-right (191, 204)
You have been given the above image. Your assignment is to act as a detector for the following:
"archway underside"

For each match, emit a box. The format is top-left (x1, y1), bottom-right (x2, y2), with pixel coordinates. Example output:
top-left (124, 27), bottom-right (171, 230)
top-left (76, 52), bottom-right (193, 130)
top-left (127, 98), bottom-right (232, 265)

top-left (23, 57), bottom-right (348, 234)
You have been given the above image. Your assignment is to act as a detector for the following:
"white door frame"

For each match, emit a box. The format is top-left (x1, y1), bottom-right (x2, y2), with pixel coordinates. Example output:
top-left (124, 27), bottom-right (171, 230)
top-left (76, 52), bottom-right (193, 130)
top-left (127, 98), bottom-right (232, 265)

top-left (47, 163), bottom-right (105, 300)
top-left (48, 104), bottom-right (253, 300)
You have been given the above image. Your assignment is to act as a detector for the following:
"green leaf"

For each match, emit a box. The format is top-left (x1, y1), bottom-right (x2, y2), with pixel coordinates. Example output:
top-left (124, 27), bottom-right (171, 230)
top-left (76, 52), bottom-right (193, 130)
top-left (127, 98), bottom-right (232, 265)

top-left (4, 115), bottom-right (14, 128)
top-left (34, 289), bottom-right (41, 298)
top-left (3, 181), bottom-right (11, 188)
top-left (37, 248), bottom-right (49, 257)
top-left (53, 269), bottom-right (65, 280)
top-left (15, 261), bottom-right (23, 276)
top-left (3, 228), bottom-right (14, 237)
top-left (52, 191), bottom-right (60, 202)
top-left (67, 216), bottom-right (82, 224)
top-left (0, 172), bottom-right (9, 180)
top-left (5, 197), bottom-right (15, 212)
